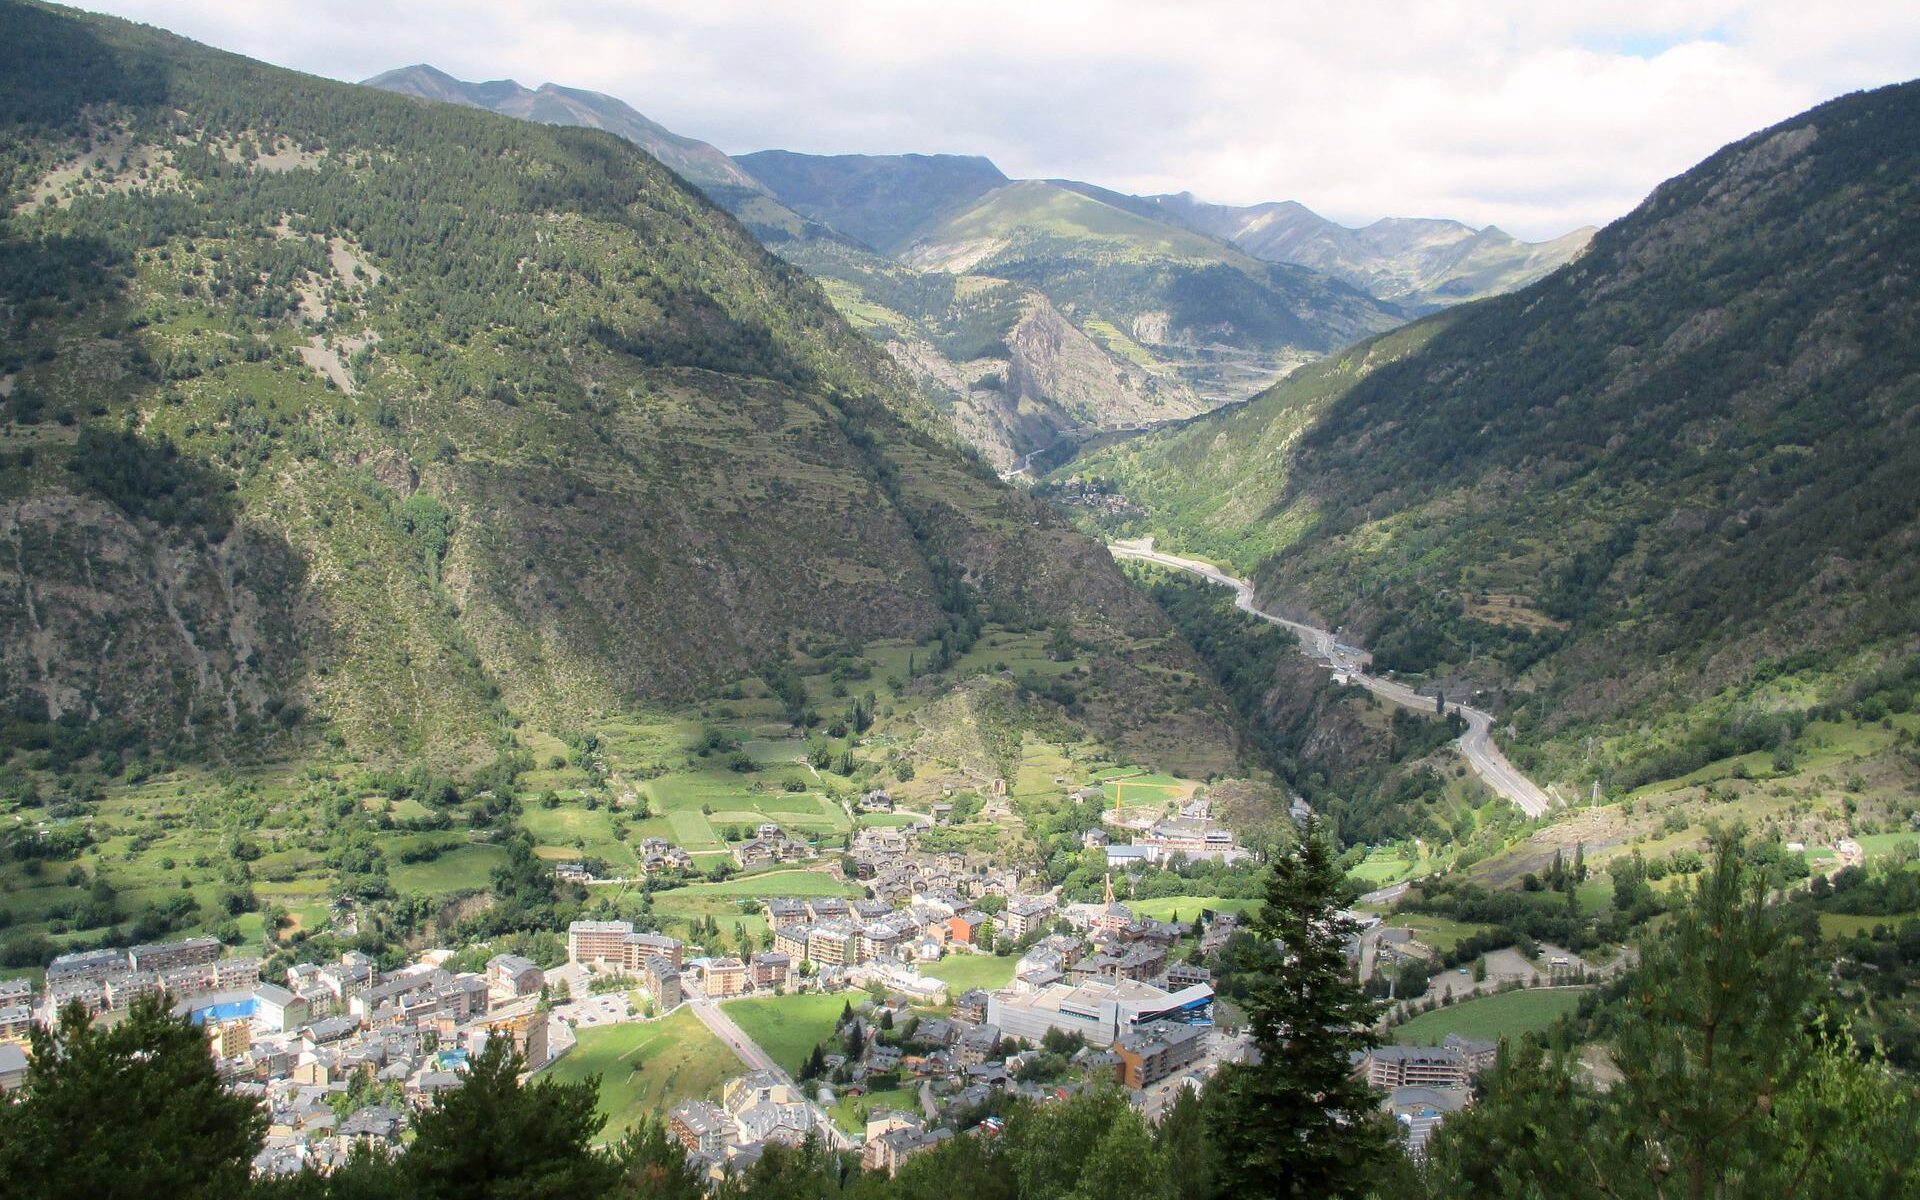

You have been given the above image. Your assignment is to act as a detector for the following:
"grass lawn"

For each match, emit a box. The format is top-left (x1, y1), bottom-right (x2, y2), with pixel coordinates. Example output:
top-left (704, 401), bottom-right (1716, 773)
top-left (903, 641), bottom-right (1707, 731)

top-left (1574, 879), bottom-right (1614, 917)
top-left (1348, 852), bottom-right (1421, 885)
top-left (1818, 912), bottom-right (1917, 940)
top-left (1393, 914), bottom-right (1493, 955)
top-left (544, 1010), bottom-right (739, 1143)
top-left (1125, 896), bottom-right (1262, 923)
top-left (722, 993), bottom-right (850, 1076)
top-left (829, 1087), bottom-right (922, 1133)
top-left (386, 843), bottom-right (507, 895)
top-left (922, 954), bottom-right (1018, 992)
top-left (677, 869), bottom-right (861, 898)
top-left (1391, 988), bottom-right (1586, 1046)
top-left (1856, 834), bottom-right (1920, 863)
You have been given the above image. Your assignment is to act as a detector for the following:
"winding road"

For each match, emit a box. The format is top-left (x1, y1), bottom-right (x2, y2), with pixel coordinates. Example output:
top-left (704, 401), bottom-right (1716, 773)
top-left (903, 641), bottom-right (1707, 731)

top-left (1109, 539), bottom-right (1552, 818)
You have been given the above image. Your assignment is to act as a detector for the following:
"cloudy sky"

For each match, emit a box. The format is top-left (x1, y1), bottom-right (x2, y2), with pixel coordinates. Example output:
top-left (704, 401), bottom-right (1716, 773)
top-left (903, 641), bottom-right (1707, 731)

top-left (79, 1), bottom-right (1920, 239)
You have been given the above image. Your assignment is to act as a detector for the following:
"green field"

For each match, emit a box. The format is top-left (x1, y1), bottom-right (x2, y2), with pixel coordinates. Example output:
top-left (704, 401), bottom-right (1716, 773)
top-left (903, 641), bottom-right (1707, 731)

top-left (387, 843), bottom-right (508, 895)
top-left (722, 993), bottom-right (851, 1076)
top-left (1390, 988), bottom-right (1586, 1046)
top-left (544, 1010), bottom-right (740, 1142)
top-left (922, 954), bottom-right (1018, 992)
top-left (617, 755), bottom-right (851, 858)
top-left (1818, 912), bottom-right (1917, 940)
top-left (1346, 845), bottom-right (1443, 887)
top-left (645, 868), bottom-right (861, 950)
top-left (521, 806), bottom-right (640, 873)
top-left (1392, 914), bottom-right (1493, 955)
top-left (1125, 896), bottom-right (1262, 923)
top-left (1856, 834), bottom-right (1920, 864)
top-left (674, 869), bottom-right (861, 898)
top-left (828, 1087), bottom-right (922, 1133)
top-left (643, 893), bottom-right (768, 954)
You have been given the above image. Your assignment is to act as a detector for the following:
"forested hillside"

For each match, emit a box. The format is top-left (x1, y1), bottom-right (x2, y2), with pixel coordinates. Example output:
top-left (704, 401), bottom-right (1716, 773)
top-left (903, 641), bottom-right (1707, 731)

top-left (0, 0), bottom-right (1228, 768)
top-left (1066, 80), bottom-right (1920, 785)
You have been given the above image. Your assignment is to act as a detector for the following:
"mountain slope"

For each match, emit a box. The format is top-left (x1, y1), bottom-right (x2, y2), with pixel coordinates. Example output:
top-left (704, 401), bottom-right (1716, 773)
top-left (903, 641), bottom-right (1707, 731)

top-left (901, 180), bottom-right (1404, 404)
top-left (776, 235), bottom-right (1211, 468)
top-left (0, 0), bottom-right (1233, 770)
top-left (732, 150), bottom-right (1008, 255)
top-left (361, 63), bottom-right (767, 194)
top-left (357, 74), bottom-right (1204, 469)
top-left (1067, 80), bottom-right (1920, 784)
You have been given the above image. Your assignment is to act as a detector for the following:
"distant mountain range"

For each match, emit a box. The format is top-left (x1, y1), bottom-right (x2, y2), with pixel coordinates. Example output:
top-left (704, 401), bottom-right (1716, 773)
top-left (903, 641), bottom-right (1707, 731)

top-left (1058, 184), bottom-right (1595, 310)
top-left (362, 66), bottom-right (1589, 469)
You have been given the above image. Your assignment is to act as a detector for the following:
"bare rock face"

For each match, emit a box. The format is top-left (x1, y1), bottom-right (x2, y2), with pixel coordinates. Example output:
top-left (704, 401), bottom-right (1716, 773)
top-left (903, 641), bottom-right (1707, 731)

top-left (1002, 293), bottom-right (1205, 430)
top-left (883, 289), bottom-right (1213, 471)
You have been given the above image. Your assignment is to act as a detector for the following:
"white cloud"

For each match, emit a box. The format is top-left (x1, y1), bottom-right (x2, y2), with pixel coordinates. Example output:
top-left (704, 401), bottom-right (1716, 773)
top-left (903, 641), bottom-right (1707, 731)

top-left (74, 0), bottom-right (1920, 238)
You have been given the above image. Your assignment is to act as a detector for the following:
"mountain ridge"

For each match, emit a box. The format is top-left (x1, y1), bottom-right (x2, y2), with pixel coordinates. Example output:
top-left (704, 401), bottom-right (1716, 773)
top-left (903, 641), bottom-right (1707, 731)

top-left (1062, 78), bottom-right (1920, 788)
top-left (359, 63), bottom-right (769, 195)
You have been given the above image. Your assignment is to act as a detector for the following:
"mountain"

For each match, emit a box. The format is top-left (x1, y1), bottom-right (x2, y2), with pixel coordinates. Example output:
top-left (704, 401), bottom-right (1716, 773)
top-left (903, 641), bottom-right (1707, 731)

top-left (1055, 182), bottom-right (1594, 310)
top-left (1063, 80), bottom-right (1920, 787)
top-left (0, 0), bottom-right (1232, 770)
top-left (731, 150), bottom-right (1008, 255)
top-left (360, 63), bottom-right (767, 194)
top-left (357, 72), bottom-right (1215, 469)
top-left (761, 234), bottom-right (1212, 470)
top-left (896, 179), bottom-right (1405, 397)
top-left (357, 71), bottom-right (1588, 474)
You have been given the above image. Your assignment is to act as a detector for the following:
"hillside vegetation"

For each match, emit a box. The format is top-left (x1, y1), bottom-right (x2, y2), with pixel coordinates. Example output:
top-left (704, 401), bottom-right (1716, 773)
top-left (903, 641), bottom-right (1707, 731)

top-left (0, 0), bottom-right (1225, 772)
top-left (1066, 80), bottom-right (1920, 789)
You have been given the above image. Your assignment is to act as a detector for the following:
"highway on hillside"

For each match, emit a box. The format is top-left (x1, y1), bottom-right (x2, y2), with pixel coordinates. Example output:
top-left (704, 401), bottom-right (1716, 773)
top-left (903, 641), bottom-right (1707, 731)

top-left (683, 985), bottom-right (853, 1150)
top-left (1109, 539), bottom-right (1552, 818)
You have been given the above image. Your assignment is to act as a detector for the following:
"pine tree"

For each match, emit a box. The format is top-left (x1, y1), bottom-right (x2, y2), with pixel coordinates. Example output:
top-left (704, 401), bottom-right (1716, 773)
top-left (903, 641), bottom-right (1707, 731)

top-left (1206, 821), bottom-right (1393, 1199)
top-left (607, 1115), bottom-right (706, 1200)
top-left (400, 1035), bottom-right (617, 1199)
top-left (1424, 838), bottom-right (1920, 1199)
top-left (0, 995), bottom-right (265, 1200)
top-left (1155, 1084), bottom-right (1218, 1200)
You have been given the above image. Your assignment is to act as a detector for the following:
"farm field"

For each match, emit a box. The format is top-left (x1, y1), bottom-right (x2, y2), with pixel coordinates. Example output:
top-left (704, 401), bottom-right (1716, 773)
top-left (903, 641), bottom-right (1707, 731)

top-left (722, 993), bottom-right (850, 1076)
top-left (543, 1010), bottom-right (739, 1143)
top-left (1390, 988), bottom-right (1586, 1045)
top-left (645, 869), bottom-right (860, 948)
top-left (1856, 833), bottom-right (1920, 864)
top-left (0, 758), bottom-right (514, 961)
